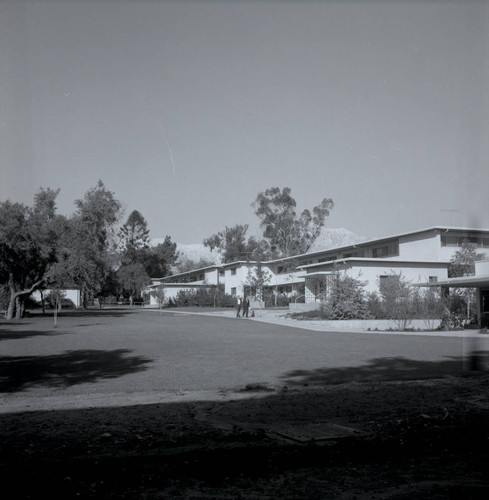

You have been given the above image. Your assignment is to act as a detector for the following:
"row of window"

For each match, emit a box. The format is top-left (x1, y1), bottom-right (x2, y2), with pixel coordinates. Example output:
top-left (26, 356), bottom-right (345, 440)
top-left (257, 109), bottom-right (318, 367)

top-left (441, 235), bottom-right (489, 248)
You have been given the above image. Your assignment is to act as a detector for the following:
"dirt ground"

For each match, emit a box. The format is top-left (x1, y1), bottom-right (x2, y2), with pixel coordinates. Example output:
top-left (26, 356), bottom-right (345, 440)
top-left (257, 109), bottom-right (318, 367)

top-left (1, 371), bottom-right (489, 499)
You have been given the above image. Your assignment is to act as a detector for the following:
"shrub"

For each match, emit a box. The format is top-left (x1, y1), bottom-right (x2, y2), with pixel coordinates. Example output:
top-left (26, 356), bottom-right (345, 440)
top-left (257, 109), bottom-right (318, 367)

top-left (172, 286), bottom-right (235, 308)
top-left (320, 275), bottom-right (370, 320)
top-left (378, 272), bottom-right (416, 330)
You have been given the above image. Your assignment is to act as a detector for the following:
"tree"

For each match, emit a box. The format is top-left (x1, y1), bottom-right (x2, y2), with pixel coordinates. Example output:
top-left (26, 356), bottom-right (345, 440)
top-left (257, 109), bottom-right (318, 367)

top-left (175, 256), bottom-right (216, 274)
top-left (244, 264), bottom-right (272, 302)
top-left (0, 188), bottom-right (61, 319)
top-left (253, 187), bottom-right (334, 257)
top-left (448, 242), bottom-right (486, 278)
top-left (379, 272), bottom-right (415, 330)
top-left (151, 285), bottom-right (166, 314)
top-left (204, 224), bottom-right (252, 263)
top-left (447, 243), bottom-right (486, 320)
top-left (116, 263), bottom-right (151, 302)
top-left (203, 224), bottom-right (273, 263)
top-left (321, 274), bottom-right (370, 320)
top-left (143, 237), bottom-right (178, 277)
top-left (118, 210), bottom-right (150, 253)
top-left (50, 181), bottom-right (122, 307)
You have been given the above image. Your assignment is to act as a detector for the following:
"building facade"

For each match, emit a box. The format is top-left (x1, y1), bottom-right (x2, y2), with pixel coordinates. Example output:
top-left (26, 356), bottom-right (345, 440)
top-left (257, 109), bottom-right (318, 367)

top-left (146, 227), bottom-right (489, 307)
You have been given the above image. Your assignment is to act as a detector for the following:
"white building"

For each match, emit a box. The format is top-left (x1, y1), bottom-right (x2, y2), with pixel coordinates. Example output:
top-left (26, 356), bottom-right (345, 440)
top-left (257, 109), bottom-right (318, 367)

top-left (146, 226), bottom-right (489, 308)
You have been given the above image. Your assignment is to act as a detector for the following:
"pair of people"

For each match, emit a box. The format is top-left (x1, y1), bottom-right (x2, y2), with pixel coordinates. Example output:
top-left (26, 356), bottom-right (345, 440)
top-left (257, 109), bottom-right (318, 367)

top-left (236, 296), bottom-right (250, 318)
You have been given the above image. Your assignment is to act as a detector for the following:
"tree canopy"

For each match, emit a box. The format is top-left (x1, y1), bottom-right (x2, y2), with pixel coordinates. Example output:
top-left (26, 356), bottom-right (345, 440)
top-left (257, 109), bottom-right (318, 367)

top-left (253, 187), bottom-right (334, 257)
top-left (0, 188), bottom-right (62, 318)
top-left (118, 210), bottom-right (151, 252)
top-left (448, 242), bottom-right (487, 278)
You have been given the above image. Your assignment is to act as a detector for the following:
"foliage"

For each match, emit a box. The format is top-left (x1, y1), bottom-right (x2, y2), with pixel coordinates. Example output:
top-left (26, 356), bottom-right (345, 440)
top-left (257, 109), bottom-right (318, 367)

top-left (366, 291), bottom-right (386, 319)
top-left (320, 274), bottom-right (370, 320)
top-left (244, 264), bottom-right (272, 302)
top-left (445, 242), bottom-right (486, 324)
top-left (175, 256), bottom-right (216, 274)
top-left (203, 224), bottom-right (272, 263)
top-left (378, 272), bottom-right (416, 329)
top-left (117, 210), bottom-right (150, 252)
top-left (415, 287), bottom-right (447, 330)
top-left (151, 285), bottom-right (166, 314)
top-left (116, 263), bottom-right (152, 299)
top-left (144, 237), bottom-right (178, 277)
top-left (0, 188), bottom-right (62, 319)
top-left (170, 286), bottom-right (235, 308)
top-left (448, 242), bottom-right (486, 278)
top-left (253, 187), bottom-right (334, 257)
top-left (48, 181), bottom-right (122, 307)
top-left (44, 290), bottom-right (75, 309)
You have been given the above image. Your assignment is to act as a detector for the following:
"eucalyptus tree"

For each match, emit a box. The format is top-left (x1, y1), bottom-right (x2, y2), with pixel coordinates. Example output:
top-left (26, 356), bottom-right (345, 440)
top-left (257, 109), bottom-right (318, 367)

top-left (253, 187), bottom-right (334, 257)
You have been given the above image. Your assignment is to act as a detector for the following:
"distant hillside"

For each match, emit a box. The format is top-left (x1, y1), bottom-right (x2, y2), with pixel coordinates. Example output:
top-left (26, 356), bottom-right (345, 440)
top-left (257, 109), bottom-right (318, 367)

top-left (150, 239), bottom-right (222, 273)
top-left (152, 228), bottom-right (365, 271)
top-left (173, 243), bottom-right (222, 266)
top-left (306, 227), bottom-right (367, 253)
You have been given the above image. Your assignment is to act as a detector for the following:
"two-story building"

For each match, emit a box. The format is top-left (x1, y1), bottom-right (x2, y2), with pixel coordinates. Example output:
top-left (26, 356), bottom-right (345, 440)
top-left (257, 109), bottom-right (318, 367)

top-left (146, 226), bottom-right (489, 307)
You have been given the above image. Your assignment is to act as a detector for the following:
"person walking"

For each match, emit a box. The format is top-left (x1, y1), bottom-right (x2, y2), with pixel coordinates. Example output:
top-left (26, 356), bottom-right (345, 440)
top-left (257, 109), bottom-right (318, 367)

top-left (236, 296), bottom-right (242, 318)
top-left (242, 296), bottom-right (250, 318)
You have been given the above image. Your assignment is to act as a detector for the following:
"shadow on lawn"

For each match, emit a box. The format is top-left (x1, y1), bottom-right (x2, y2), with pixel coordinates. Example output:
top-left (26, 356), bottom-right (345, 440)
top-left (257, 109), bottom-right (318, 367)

top-left (281, 352), bottom-right (489, 387)
top-left (0, 349), bottom-right (152, 393)
top-left (0, 329), bottom-right (69, 341)
top-left (30, 308), bottom-right (137, 319)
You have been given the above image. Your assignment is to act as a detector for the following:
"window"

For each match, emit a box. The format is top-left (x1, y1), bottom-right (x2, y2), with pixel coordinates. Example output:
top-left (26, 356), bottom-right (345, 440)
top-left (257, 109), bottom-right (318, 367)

top-left (429, 276), bottom-right (438, 283)
top-left (219, 270), bottom-right (225, 276)
top-left (373, 246), bottom-right (389, 258)
top-left (441, 235), bottom-right (458, 247)
top-left (231, 268), bottom-right (237, 275)
top-left (372, 241), bottom-right (399, 258)
top-left (231, 287), bottom-right (236, 296)
top-left (441, 233), bottom-right (489, 247)
top-left (319, 255), bottom-right (336, 263)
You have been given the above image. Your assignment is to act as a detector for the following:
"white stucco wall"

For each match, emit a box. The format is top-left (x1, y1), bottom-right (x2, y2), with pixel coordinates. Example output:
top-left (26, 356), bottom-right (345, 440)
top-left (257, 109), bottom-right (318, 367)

top-left (391, 231), bottom-right (442, 261)
top-left (31, 289), bottom-right (81, 307)
top-left (344, 261), bottom-right (448, 294)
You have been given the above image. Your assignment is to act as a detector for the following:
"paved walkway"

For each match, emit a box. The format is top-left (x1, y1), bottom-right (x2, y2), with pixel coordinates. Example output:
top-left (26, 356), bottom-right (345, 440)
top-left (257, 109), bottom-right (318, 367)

top-left (166, 307), bottom-right (489, 338)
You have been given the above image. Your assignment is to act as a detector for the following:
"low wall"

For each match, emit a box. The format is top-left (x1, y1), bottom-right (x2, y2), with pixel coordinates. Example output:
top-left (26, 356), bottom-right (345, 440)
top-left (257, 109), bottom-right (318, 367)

top-left (288, 304), bottom-right (441, 330)
top-left (296, 317), bottom-right (442, 331)
top-left (289, 302), bottom-right (321, 313)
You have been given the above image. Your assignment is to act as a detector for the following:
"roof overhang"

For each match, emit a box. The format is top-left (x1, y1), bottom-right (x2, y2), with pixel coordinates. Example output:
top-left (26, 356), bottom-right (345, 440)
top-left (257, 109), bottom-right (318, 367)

top-left (415, 274), bottom-right (489, 288)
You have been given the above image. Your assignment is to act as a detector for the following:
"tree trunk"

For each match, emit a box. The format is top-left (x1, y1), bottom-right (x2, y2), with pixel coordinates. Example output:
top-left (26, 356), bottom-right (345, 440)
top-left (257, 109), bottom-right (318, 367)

top-left (4, 277), bottom-right (43, 320)
top-left (5, 292), bottom-right (15, 320)
top-left (15, 295), bottom-right (22, 319)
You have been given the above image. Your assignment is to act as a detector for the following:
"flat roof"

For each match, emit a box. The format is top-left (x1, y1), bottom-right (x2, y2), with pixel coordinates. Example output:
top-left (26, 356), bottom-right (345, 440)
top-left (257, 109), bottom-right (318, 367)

top-left (155, 226), bottom-right (489, 280)
top-left (416, 275), bottom-right (489, 288)
top-left (299, 257), bottom-right (450, 269)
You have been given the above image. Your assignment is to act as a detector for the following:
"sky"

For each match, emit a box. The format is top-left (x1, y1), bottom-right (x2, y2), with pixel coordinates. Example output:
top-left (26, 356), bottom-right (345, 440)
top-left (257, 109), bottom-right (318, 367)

top-left (1, 0), bottom-right (488, 244)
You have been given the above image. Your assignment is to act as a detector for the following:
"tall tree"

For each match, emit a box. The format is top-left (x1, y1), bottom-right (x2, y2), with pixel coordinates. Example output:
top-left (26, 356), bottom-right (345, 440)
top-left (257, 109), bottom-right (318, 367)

top-left (204, 224), bottom-right (251, 263)
top-left (203, 224), bottom-right (273, 263)
top-left (118, 210), bottom-right (150, 252)
top-left (51, 181), bottom-right (122, 307)
top-left (143, 236), bottom-right (178, 277)
top-left (253, 187), bottom-right (334, 257)
top-left (0, 188), bottom-right (61, 319)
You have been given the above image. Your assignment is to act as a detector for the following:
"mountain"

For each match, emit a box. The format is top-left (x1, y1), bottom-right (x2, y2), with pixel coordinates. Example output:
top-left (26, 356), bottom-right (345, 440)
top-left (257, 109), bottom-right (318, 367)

top-left (150, 239), bottom-right (222, 273)
top-left (152, 228), bottom-right (365, 270)
top-left (306, 227), bottom-right (368, 253)
top-left (173, 243), bottom-right (222, 265)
